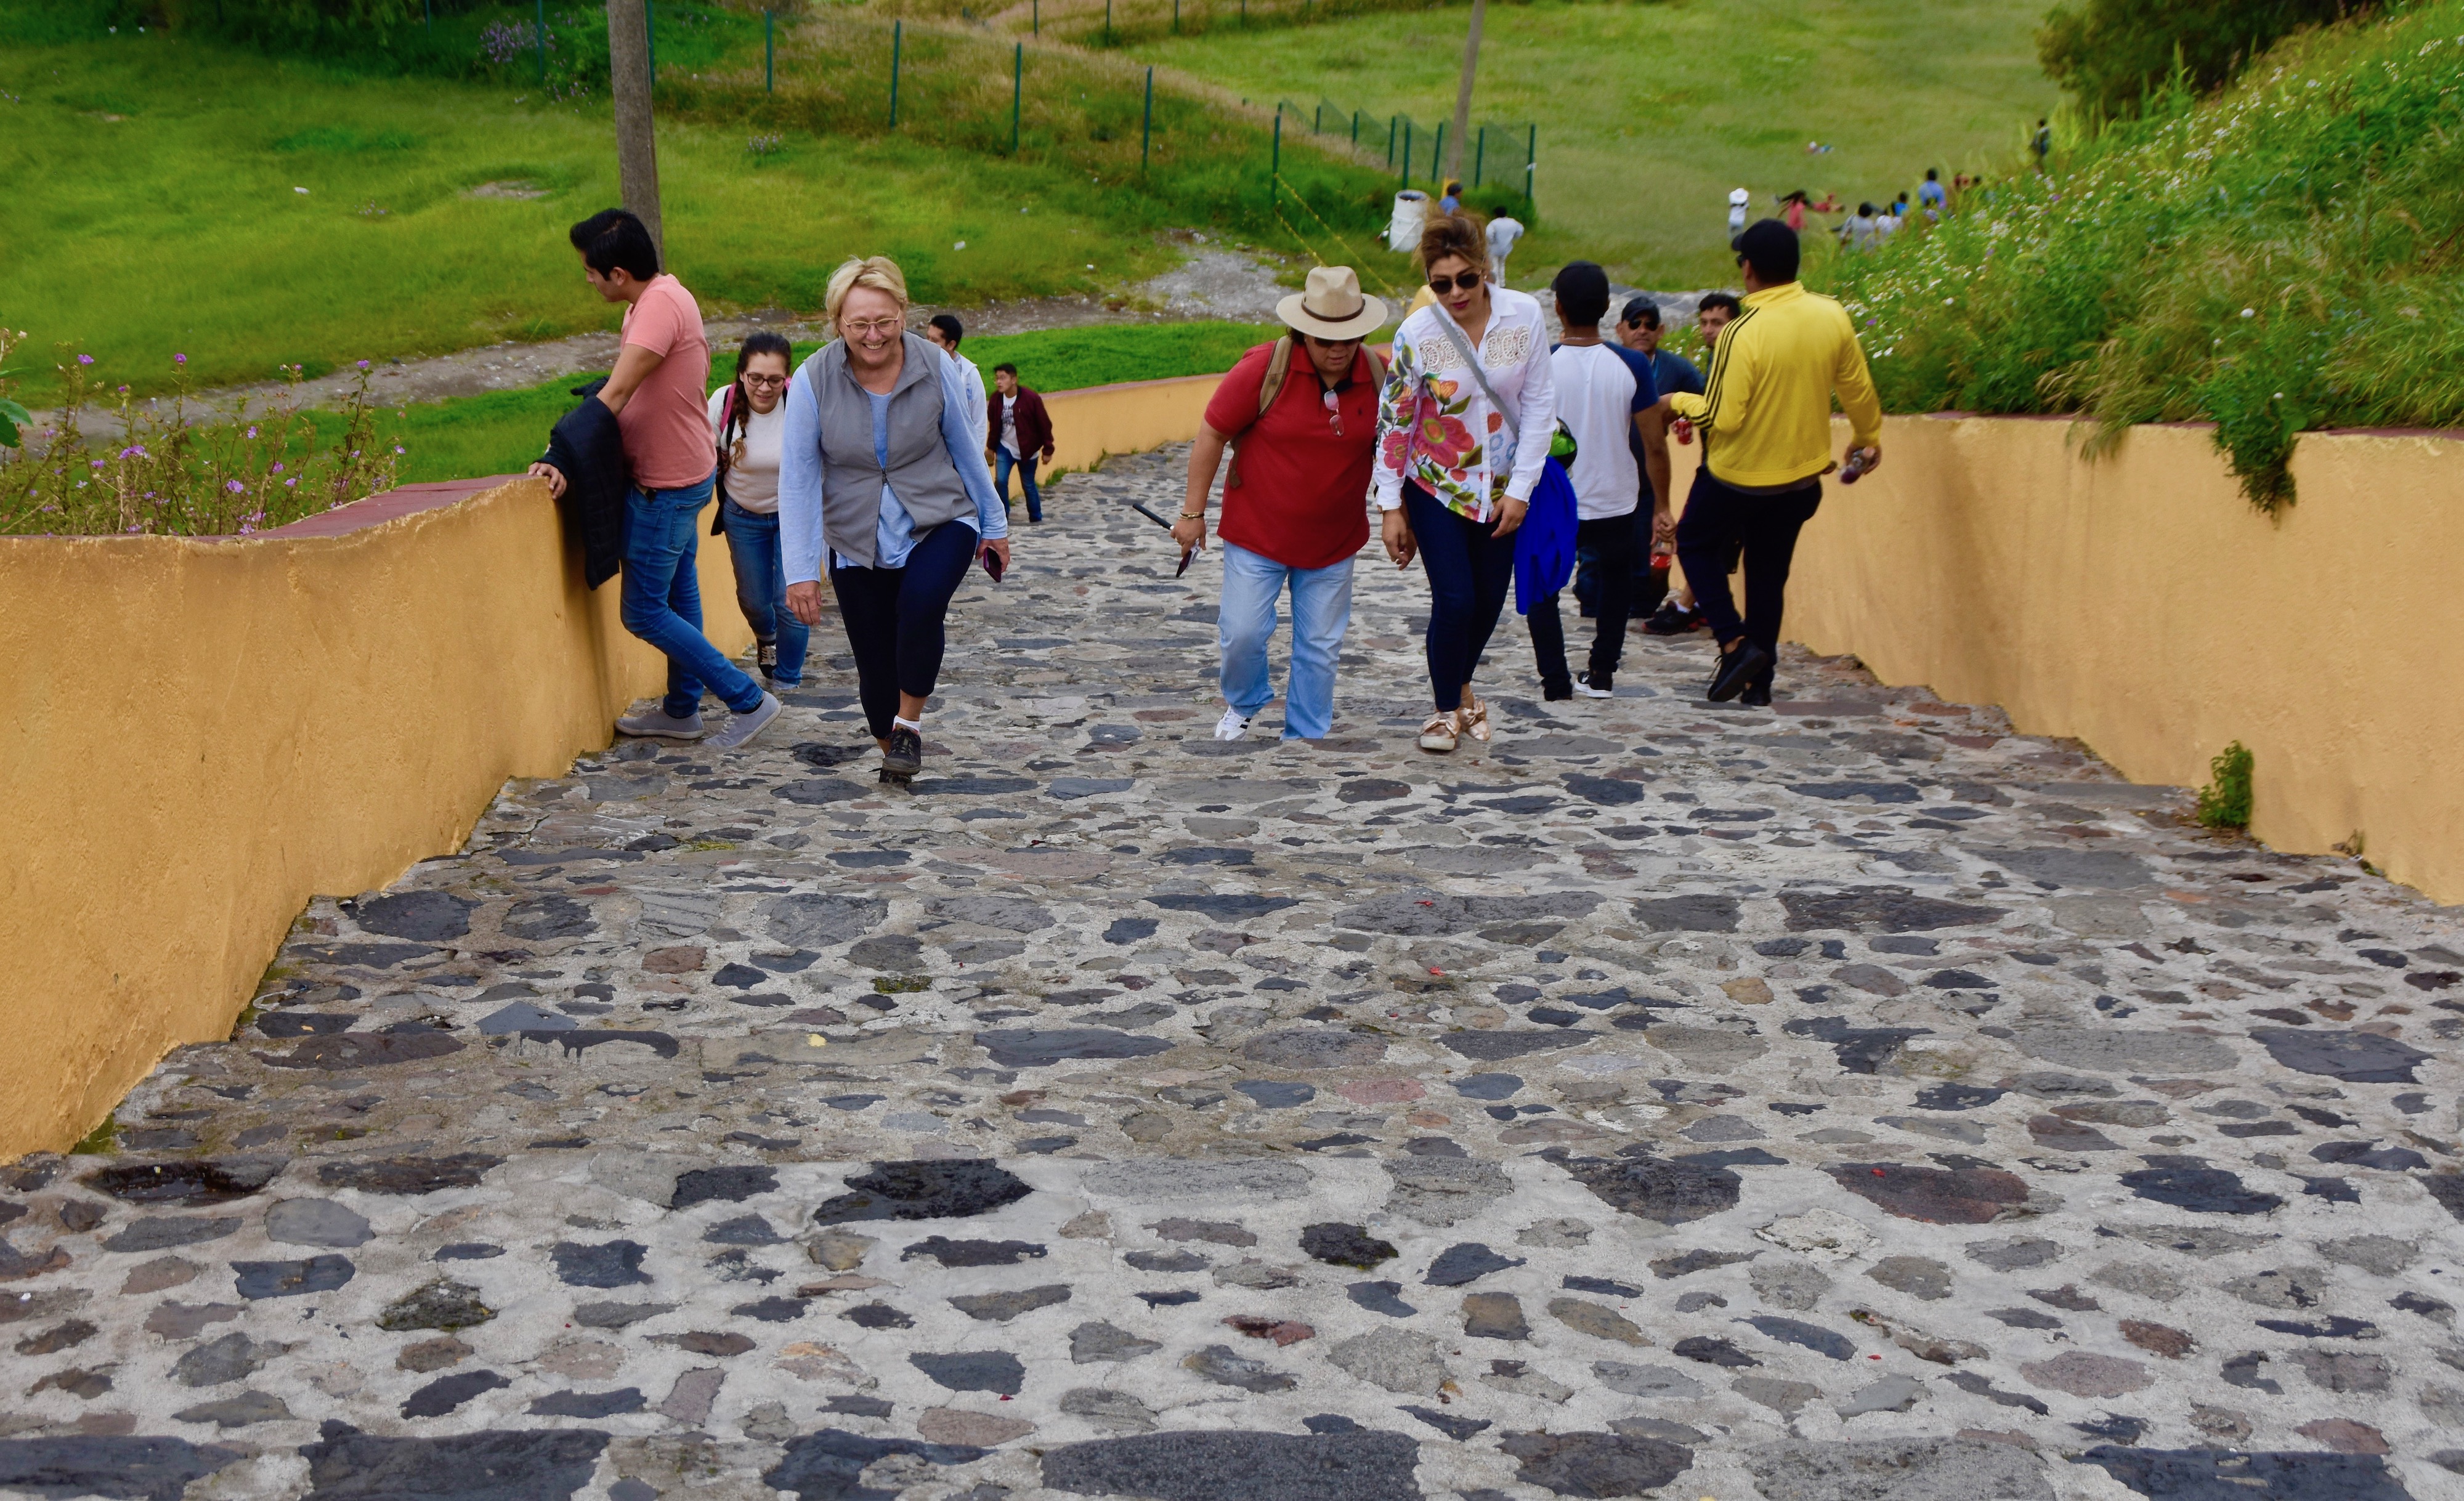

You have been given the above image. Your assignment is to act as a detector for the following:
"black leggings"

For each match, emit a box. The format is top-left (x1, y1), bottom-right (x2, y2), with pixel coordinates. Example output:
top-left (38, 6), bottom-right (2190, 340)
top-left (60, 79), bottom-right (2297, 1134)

top-left (1673, 469), bottom-right (1821, 683)
top-left (827, 520), bottom-right (978, 740)
top-left (1528, 512), bottom-right (1641, 687)
top-left (1405, 483), bottom-right (1518, 713)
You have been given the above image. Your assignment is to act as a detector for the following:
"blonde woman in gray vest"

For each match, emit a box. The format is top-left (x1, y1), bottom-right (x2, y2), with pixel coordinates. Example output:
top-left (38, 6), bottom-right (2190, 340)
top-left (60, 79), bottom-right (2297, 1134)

top-left (779, 256), bottom-right (1012, 785)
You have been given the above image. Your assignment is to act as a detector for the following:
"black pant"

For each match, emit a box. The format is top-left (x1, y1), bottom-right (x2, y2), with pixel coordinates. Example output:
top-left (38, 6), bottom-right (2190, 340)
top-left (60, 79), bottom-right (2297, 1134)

top-left (1529, 513), bottom-right (1640, 687)
top-left (1673, 469), bottom-right (1822, 686)
top-left (1404, 484), bottom-right (1517, 713)
top-left (827, 520), bottom-right (978, 740)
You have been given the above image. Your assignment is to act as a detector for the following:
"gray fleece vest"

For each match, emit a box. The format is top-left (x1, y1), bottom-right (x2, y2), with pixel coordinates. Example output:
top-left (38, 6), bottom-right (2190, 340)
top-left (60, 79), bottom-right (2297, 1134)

top-left (813, 331), bottom-right (972, 568)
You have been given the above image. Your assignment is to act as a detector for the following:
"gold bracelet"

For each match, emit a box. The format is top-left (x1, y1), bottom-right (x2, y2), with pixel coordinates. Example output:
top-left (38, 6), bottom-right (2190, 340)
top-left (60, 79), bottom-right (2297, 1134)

top-left (1180, 511), bottom-right (1206, 520)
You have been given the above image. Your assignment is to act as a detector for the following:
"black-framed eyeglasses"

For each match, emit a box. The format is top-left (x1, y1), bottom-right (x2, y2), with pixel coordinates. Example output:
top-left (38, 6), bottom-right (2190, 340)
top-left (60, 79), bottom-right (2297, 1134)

top-left (742, 373), bottom-right (787, 388)
top-left (1428, 272), bottom-right (1484, 294)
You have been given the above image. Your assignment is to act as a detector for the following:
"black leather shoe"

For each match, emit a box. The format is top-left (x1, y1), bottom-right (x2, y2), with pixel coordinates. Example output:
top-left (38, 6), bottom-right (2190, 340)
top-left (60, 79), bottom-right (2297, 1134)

top-left (1542, 679), bottom-right (1574, 702)
top-left (1708, 641), bottom-right (1773, 702)
top-left (1740, 680), bottom-right (1773, 707)
top-left (883, 726), bottom-right (925, 779)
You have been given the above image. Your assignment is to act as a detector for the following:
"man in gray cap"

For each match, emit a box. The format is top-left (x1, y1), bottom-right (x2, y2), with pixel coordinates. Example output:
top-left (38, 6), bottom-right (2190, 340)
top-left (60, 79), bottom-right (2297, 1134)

top-left (1177, 266), bottom-right (1390, 741)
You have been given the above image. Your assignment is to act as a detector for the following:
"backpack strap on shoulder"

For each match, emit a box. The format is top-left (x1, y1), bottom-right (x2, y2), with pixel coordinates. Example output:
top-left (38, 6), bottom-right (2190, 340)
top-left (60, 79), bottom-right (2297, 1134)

top-left (1225, 336), bottom-right (1294, 492)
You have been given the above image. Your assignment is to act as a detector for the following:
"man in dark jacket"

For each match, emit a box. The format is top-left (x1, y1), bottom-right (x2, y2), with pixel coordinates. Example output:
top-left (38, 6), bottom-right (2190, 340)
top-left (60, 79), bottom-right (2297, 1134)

top-left (986, 363), bottom-right (1056, 524)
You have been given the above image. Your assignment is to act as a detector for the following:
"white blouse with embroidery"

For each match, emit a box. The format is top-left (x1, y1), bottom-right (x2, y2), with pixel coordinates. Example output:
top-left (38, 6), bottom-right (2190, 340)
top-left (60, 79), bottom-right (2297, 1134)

top-left (1371, 285), bottom-right (1557, 523)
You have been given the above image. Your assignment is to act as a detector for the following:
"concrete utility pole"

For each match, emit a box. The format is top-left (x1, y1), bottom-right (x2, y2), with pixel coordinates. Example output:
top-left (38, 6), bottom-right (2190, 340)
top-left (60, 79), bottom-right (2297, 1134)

top-left (606, 0), bottom-right (665, 261)
top-left (1445, 0), bottom-right (1485, 186)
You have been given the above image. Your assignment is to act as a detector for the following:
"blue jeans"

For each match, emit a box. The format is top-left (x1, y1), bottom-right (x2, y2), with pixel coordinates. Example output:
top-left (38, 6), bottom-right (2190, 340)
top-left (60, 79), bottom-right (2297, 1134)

top-left (719, 498), bottom-right (809, 687)
top-left (1218, 542), bottom-right (1353, 741)
top-left (995, 449), bottom-right (1042, 522)
top-left (620, 475), bottom-right (763, 720)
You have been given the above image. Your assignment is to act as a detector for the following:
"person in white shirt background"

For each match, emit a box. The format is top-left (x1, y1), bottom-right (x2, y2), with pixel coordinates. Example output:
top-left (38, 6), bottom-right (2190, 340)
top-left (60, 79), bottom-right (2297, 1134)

top-left (707, 331), bottom-right (806, 690)
top-left (1371, 211), bottom-right (1556, 755)
top-left (923, 314), bottom-right (989, 458)
top-left (1727, 186), bottom-right (1751, 240)
top-left (1484, 212), bottom-right (1525, 286)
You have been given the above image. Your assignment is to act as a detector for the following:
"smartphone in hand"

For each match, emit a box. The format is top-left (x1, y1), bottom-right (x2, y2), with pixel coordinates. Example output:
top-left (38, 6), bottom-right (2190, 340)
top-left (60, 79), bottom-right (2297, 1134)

top-left (981, 548), bottom-right (1006, 584)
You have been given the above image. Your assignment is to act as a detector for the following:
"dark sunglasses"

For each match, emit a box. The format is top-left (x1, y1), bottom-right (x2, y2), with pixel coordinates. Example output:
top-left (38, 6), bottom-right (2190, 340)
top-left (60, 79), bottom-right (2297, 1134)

top-left (1428, 271), bottom-right (1485, 294)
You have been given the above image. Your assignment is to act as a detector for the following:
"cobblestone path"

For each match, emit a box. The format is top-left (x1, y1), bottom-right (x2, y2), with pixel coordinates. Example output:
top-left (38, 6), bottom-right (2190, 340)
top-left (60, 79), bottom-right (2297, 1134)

top-left (7, 445), bottom-right (2463, 1500)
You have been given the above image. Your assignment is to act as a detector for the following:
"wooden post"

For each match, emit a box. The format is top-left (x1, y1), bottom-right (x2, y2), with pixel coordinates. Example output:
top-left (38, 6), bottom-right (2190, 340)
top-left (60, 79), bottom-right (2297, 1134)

top-left (605, 0), bottom-right (663, 259)
top-left (1445, 0), bottom-right (1485, 182)
top-left (888, 20), bottom-right (902, 126)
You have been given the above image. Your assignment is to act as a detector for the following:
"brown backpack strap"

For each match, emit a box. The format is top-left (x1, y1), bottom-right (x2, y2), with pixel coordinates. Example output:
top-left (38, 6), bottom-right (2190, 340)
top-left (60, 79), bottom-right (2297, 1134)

top-left (1226, 337), bottom-right (1294, 492)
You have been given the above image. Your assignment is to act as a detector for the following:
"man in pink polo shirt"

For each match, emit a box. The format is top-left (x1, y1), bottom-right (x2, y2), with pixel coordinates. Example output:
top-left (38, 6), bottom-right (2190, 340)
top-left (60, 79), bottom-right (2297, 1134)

top-left (530, 209), bottom-right (779, 751)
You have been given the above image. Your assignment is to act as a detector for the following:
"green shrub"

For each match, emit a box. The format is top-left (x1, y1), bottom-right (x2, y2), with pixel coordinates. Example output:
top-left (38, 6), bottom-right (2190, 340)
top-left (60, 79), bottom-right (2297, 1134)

top-left (2197, 740), bottom-right (2256, 830)
top-left (1821, 0), bottom-right (2464, 512)
top-left (2038, 0), bottom-right (2363, 119)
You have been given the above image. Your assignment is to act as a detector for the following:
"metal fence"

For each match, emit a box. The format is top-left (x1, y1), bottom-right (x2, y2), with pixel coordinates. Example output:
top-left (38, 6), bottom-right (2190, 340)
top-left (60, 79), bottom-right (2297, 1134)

top-left (1280, 99), bottom-right (1533, 201)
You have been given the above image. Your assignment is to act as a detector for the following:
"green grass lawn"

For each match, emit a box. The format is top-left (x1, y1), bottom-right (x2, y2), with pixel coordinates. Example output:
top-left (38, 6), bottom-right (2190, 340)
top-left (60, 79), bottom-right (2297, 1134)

top-left (1140, 0), bottom-right (2062, 288)
top-left (324, 320), bottom-right (1281, 485)
top-left (0, 28), bottom-right (1204, 403)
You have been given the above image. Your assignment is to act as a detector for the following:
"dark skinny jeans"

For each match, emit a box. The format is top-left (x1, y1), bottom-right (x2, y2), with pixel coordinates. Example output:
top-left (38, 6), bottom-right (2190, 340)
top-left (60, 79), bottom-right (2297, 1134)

top-left (1672, 469), bottom-right (1822, 686)
top-left (827, 519), bottom-right (979, 740)
top-left (1528, 512), bottom-right (1641, 688)
top-left (1405, 483), bottom-right (1518, 714)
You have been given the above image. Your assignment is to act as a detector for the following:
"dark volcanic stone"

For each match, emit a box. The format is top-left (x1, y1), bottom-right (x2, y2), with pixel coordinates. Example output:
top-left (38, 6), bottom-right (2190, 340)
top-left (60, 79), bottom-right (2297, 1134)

top-left (763, 893), bottom-right (890, 947)
top-left (702, 1215), bottom-right (782, 1246)
top-left (813, 1160), bottom-right (1033, 1225)
top-left (1441, 1030), bottom-right (1592, 1061)
top-left (1040, 1430), bottom-right (1420, 1501)
top-left (1673, 1336), bottom-right (1757, 1367)
top-left (1786, 1017), bottom-right (1931, 1074)
top-left (1401, 1404), bottom-right (1492, 1439)
top-left (909, 1350), bottom-right (1026, 1394)
top-left (671, 1167), bottom-right (777, 1209)
top-left (1340, 778), bottom-right (1413, 803)
top-left (2423, 1174), bottom-right (2464, 1223)
top-left (2250, 1029), bottom-right (2432, 1084)
top-left (314, 1154), bottom-right (503, 1195)
top-left (502, 895), bottom-right (596, 941)
top-left (1233, 1080), bottom-right (1316, 1109)
top-left (1562, 774), bottom-right (1646, 806)
top-left (1560, 1152), bottom-right (1742, 1224)
top-left (1454, 1074), bottom-right (1524, 1100)
top-left (1332, 892), bottom-right (1599, 937)
top-left (353, 891), bottom-right (476, 941)
top-left (1301, 1224), bottom-right (1397, 1269)
top-left (2119, 1158), bottom-right (2284, 1216)
top-left (1630, 895), bottom-right (1742, 932)
top-left (732, 1296), bottom-right (809, 1322)
top-left (232, 1255), bottom-right (354, 1299)
top-left (765, 1430), bottom-right (988, 1501)
top-left (904, 1236), bottom-right (1048, 1266)
top-left (1425, 1242), bottom-right (1526, 1286)
top-left (978, 1029), bottom-right (1174, 1068)
top-left (0, 1436), bottom-right (244, 1501)
top-left (1244, 1028), bottom-right (1388, 1069)
top-left (527, 1388), bottom-right (644, 1418)
top-left (400, 1369), bottom-right (509, 1418)
top-left (1499, 1431), bottom-right (1692, 1497)
top-left (100, 1216), bottom-right (241, 1252)
top-left (2077, 1446), bottom-right (2412, 1501)
top-left (952, 1285), bottom-right (1071, 1321)
top-left (377, 1279), bottom-right (494, 1332)
top-left (83, 1159), bottom-right (280, 1207)
top-left (255, 1011), bottom-right (355, 1038)
top-left (842, 1302), bottom-right (914, 1329)
top-left (551, 1240), bottom-right (649, 1289)
top-left (173, 1332), bottom-right (284, 1387)
top-left (1779, 888), bottom-right (2005, 933)
top-left (1146, 894), bottom-right (1301, 920)
top-left (1103, 917), bottom-right (1161, 945)
top-left (261, 1030), bottom-right (465, 1070)
top-left (1347, 1281), bottom-right (1419, 1317)
top-left (299, 1428), bottom-right (610, 1500)
top-left (1827, 1162), bottom-right (2030, 1224)
top-left (1915, 1083), bottom-right (2006, 1111)
top-left (1742, 1316), bottom-right (1856, 1361)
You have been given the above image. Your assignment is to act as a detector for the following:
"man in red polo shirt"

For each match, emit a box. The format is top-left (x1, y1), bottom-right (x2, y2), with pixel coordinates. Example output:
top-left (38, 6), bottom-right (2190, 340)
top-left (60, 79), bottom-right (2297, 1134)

top-left (1175, 266), bottom-right (1390, 741)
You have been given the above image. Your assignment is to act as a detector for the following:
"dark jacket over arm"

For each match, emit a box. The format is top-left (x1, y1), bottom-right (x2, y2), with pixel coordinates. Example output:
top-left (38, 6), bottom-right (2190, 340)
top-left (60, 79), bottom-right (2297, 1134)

top-left (986, 386), bottom-right (1056, 459)
top-left (541, 378), bottom-right (627, 589)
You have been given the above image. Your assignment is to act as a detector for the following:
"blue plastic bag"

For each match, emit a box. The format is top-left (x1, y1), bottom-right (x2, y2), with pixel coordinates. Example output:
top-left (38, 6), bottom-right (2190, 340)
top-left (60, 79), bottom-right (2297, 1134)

top-left (1512, 458), bottom-right (1580, 615)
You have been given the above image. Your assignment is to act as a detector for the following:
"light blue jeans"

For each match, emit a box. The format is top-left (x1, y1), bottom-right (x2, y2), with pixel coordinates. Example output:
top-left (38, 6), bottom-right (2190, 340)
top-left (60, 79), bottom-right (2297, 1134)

top-left (620, 475), bottom-right (764, 721)
top-left (1217, 541), bottom-right (1353, 741)
top-left (719, 498), bottom-right (809, 687)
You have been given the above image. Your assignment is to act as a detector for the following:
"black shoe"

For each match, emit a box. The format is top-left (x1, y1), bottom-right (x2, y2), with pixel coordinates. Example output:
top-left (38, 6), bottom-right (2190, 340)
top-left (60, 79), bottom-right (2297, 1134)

top-left (756, 638), bottom-right (778, 676)
top-left (883, 726), bottom-right (924, 779)
top-left (1542, 678), bottom-right (1574, 702)
top-left (1707, 641), bottom-right (1773, 702)
top-left (1740, 680), bottom-right (1773, 707)
top-left (1574, 671), bottom-right (1615, 698)
top-left (1642, 599), bottom-right (1705, 636)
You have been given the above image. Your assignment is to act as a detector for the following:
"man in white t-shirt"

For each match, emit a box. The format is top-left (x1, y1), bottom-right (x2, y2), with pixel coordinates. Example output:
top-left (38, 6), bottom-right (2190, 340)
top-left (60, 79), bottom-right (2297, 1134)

top-left (924, 314), bottom-right (989, 456)
top-left (1485, 213), bottom-right (1525, 284)
top-left (1525, 261), bottom-right (1657, 700)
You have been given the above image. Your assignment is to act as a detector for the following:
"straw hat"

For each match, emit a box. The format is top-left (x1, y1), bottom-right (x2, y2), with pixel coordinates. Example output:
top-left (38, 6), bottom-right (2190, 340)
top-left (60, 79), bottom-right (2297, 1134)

top-left (1277, 265), bottom-right (1390, 341)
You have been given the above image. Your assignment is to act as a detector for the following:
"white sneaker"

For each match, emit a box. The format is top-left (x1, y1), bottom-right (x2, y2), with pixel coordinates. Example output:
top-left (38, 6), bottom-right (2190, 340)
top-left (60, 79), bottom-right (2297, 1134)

top-left (615, 706), bottom-right (705, 740)
top-left (1573, 673), bottom-right (1615, 698)
top-left (1214, 707), bottom-right (1254, 742)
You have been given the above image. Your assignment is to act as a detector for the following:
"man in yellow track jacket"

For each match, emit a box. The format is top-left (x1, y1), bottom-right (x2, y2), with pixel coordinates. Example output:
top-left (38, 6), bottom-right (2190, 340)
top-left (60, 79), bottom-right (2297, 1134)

top-left (1656, 219), bottom-right (1882, 705)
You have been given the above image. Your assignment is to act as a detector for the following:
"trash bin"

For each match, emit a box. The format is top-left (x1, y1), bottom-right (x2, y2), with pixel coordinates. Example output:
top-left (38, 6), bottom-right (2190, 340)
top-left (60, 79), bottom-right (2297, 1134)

top-left (1387, 190), bottom-right (1429, 254)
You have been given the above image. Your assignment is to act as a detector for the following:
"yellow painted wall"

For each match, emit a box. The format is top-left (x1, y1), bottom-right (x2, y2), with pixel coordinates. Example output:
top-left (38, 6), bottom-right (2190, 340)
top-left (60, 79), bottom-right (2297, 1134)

top-left (1042, 371), bottom-right (1223, 474)
top-left (1753, 416), bottom-right (2464, 904)
top-left (0, 480), bottom-right (749, 1159)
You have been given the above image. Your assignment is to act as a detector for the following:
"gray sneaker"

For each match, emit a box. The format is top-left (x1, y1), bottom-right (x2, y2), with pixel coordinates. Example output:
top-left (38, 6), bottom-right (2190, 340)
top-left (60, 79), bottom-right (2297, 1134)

top-left (707, 692), bottom-right (782, 751)
top-left (615, 706), bottom-right (704, 740)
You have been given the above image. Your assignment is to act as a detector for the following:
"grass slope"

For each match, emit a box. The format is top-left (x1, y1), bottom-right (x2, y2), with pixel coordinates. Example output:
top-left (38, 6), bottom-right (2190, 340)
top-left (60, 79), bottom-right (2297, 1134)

top-left (1140, 0), bottom-right (2061, 288)
top-left (1824, 0), bottom-right (2464, 507)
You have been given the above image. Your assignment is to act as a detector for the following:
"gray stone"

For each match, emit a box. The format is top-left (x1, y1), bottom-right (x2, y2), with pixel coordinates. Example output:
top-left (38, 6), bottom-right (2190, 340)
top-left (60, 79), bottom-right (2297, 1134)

top-left (1184, 1343), bottom-right (1297, 1391)
top-left (1750, 1260), bottom-right (1833, 1312)
top-left (1735, 1376), bottom-right (1825, 1416)
top-left (2251, 1028), bottom-right (2433, 1083)
top-left (1976, 847), bottom-right (2152, 888)
top-left (1462, 1292), bottom-right (1530, 1340)
top-left (314, 1152), bottom-right (503, 1194)
top-left (1865, 1256), bottom-right (1952, 1301)
top-left (910, 1349), bottom-right (1026, 1394)
top-left (1834, 1374), bottom-right (1925, 1416)
top-left (1778, 889), bottom-right (2005, 933)
top-left (550, 1240), bottom-right (649, 1288)
top-left (1500, 1431), bottom-right (1692, 1496)
top-left (1381, 1156), bottom-right (1511, 1226)
top-left (1300, 1223), bottom-right (1396, 1269)
top-left (1443, 1029), bottom-right (1594, 1061)
top-left (1071, 1321), bottom-right (1163, 1362)
top-left (264, 1198), bottom-right (373, 1248)
top-left (1060, 1386), bottom-right (1157, 1433)
top-left (2316, 1234), bottom-right (2418, 1277)
top-left (0, 1437), bottom-right (245, 1499)
top-left (1631, 894), bottom-right (1742, 932)
top-left (2010, 1026), bottom-right (2237, 1075)
top-left (172, 1390), bottom-right (294, 1426)
top-left (1087, 1159), bottom-right (1310, 1202)
top-left (980, 1029), bottom-right (1175, 1068)
top-left (1745, 1438), bottom-right (2054, 1500)
top-left (931, 895), bottom-right (1057, 931)
top-left (378, 1279), bottom-right (495, 1332)
top-left (951, 1284), bottom-right (1071, 1321)
top-left (765, 1430), bottom-right (991, 1500)
top-left (1041, 1431), bottom-right (1420, 1501)
top-left (299, 1428), bottom-right (609, 1500)
top-left (1242, 1028), bottom-right (1388, 1069)
top-left (99, 1215), bottom-right (241, 1252)
top-left (2091, 1262), bottom-right (2186, 1301)
top-left (173, 1332), bottom-right (286, 1388)
top-left (1326, 1329), bottom-right (1447, 1393)
top-left (1592, 1361), bottom-right (1706, 1399)
top-left (763, 892), bottom-right (890, 947)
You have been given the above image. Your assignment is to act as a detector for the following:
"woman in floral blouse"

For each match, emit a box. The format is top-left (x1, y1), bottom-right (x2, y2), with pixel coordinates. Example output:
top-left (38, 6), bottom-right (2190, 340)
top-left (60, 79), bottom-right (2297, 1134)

top-left (1371, 212), bottom-right (1558, 753)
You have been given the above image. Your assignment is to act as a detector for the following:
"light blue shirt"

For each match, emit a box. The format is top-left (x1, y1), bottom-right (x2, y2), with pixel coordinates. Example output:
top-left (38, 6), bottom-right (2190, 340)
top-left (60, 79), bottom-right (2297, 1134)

top-left (778, 341), bottom-right (1008, 583)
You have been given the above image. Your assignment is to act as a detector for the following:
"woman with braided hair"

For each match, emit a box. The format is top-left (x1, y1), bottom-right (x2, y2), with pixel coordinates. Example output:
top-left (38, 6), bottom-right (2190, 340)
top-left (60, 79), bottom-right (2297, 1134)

top-left (707, 331), bottom-right (804, 691)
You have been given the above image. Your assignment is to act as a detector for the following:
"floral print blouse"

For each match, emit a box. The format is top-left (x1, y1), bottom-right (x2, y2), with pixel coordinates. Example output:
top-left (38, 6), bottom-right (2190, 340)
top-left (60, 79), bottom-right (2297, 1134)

top-left (1371, 285), bottom-right (1557, 524)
